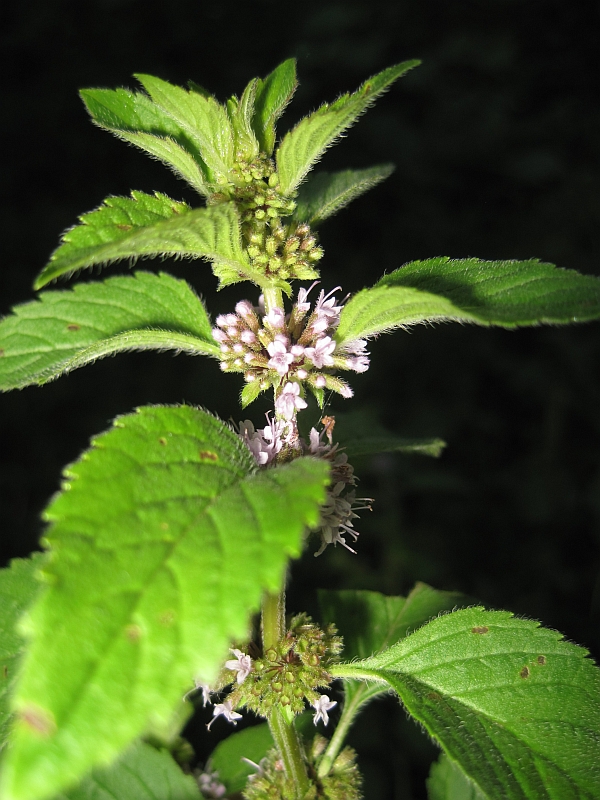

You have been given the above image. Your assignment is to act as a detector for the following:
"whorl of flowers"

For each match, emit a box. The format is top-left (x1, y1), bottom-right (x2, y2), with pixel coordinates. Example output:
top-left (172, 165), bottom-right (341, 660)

top-left (213, 283), bottom-right (369, 404)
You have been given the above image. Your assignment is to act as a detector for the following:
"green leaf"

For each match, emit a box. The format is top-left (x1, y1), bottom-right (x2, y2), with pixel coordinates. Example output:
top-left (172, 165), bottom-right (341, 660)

top-left (0, 272), bottom-right (219, 390)
top-left (209, 723), bottom-right (274, 794)
top-left (332, 608), bottom-right (600, 800)
top-left (0, 556), bottom-right (45, 751)
top-left (428, 753), bottom-right (488, 800)
top-left (319, 583), bottom-right (470, 662)
top-left (228, 78), bottom-right (260, 161)
top-left (0, 406), bottom-right (329, 800)
top-left (253, 59), bottom-right (298, 154)
top-left (330, 409), bottom-right (445, 459)
top-left (54, 741), bottom-right (201, 800)
top-left (240, 379), bottom-right (266, 409)
top-left (134, 74), bottom-right (234, 184)
top-left (293, 164), bottom-right (395, 226)
top-left (80, 88), bottom-right (211, 195)
top-left (336, 257), bottom-right (600, 345)
top-left (276, 60), bottom-right (420, 195)
top-left (34, 194), bottom-right (250, 289)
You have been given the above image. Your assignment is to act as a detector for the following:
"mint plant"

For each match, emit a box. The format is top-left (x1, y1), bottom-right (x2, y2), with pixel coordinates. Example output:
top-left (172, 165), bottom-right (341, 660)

top-left (1, 58), bottom-right (600, 800)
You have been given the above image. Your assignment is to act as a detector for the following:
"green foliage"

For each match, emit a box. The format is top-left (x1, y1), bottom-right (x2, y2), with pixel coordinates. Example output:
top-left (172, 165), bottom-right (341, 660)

top-left (428, 754), bottom-right (488, 800)
top-left (0, 272), bottom-right (218, 390)
top-left (0, 406), bottom-right (329, 800)
top-left (252, 59), bottom-right (298, 155)
top-left (336, 257), bottom-right (600, 345)
top-left (54, 741), bottom-right (201, 800)
top-left (333, 607), bottom-right (600, 800)
top-left (208, 723), bottom-right (275, 795)
top-left (331, 410), bottom-right (446, 459)
top-left (34, 193), bottom-right (248, 289)
top-left (276, 61), bottom-right (420, 195)
top-left (293, 165), bottom-right (395, 226)
top-left (81, 87), bottom-right (212, 196)
top-left (0, 556), bottom-right (45, 752)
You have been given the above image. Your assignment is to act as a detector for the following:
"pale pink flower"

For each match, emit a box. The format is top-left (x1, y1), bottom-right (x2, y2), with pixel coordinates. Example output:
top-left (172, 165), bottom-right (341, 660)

top-left (207, 700), bottom-right (242, 730)
top-left (304, 336), bottom-right (336, 368)
top-left (225, 648), bottom-right (253, 684)
top-left (312, 695), bottom-right (337, 726)
top-left (275, 382), bottom-right (307, 421)
top-left (267, 339), bottom-right (294, 376)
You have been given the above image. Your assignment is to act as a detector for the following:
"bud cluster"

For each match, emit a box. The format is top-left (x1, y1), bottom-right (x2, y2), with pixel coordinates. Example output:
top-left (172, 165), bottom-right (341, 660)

top-left (224, 614), bottom-right (342, 717)
top-left (213, 284), bottom-right (369, 405)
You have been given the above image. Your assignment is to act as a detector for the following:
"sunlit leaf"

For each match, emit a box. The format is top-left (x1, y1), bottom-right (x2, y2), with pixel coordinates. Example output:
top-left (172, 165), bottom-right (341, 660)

top-left (252, 59), bottom-right (298, 154)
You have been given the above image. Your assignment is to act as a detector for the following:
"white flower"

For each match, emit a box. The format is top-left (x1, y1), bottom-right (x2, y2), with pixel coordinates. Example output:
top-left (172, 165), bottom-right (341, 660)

top-left (346, 356), bottom-right (370, 373)
top-left (304, 336), bottom-right (336, 368)
top-left (267, 339), bottom-right (294, 376)
top-left (183, 680), bottom-right (212, 705)
top-left (264, 306), bottom-right (286, 330)
top-left (207, 699), bottom-right (242, 730)
top-left (314, 287), bottom-right (343, 327)
top-left (198, 768), bottom-right (227, 799)
top-left (275, 382), bottom-right (307, 421)
top-left (225, 648), bottom-right (253, 684)
top-left (312, 694), bottom-right (337, 726)
top-left (295, 281), bottom-right (319, 314)
top-left (239, 417), bottom-right (283, 466)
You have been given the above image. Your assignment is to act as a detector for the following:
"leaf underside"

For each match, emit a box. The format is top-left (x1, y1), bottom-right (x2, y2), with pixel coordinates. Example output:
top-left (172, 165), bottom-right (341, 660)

top-left (336, 257), bottom-right (600, 345)
top-left (427, 753), bottom-right (488, 800)
top-left (0, 271), bottom-right (219, 390)
top-left (335, 607), bottom-right (600, 800)
top-left (34, 193), bottom-right (249, 289)
top-left (0, 406), bottom-right (329, 800)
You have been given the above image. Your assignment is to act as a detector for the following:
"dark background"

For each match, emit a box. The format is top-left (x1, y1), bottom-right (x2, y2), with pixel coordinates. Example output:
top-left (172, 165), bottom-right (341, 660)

top-left (1, 1), bottom-right (599, 798)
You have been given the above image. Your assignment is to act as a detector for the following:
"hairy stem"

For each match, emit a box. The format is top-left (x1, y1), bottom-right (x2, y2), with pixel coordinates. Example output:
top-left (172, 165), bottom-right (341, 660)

top-left (261, 591), bottom-right (311, 798)
top-left (263, 286), bottom-right (284, 314)
top-left (317, 684), bottom-right (368, 778)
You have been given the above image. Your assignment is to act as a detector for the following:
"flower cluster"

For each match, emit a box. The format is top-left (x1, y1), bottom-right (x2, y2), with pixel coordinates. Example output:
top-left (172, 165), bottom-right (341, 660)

top-left (213, 284), bottom-right (369, 406)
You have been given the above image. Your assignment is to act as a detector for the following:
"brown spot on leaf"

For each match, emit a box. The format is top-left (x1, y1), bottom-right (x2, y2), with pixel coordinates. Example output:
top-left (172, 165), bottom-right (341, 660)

top-left (159, 437), bottom-right (167, 445)
top-left (125, 624), bottom-right (142, 642)
top-left (171, 205), bottom-right (183, 214)
top-left (427, 692), bottom-right (441, 701)
top-left (159, 610), bottom-right (176, 627)
top-left (67, 323), bottom-right (81, 331)
top-left (537, 655), bottom-right (547, 666)
top-left (0, 348), bottom-right (4, 357)
top-left (3, 664), bottom-right (7, 679)
top-left (20, 705), bottom-right (56, 736)
top-left (199, 450), bottom-right (218, 462)
top-left (520, 666), bottom-right (530, 679)
top-left (116, 224), bottom-right (133, 231)
top-left (471, 626), bottom-right (489, 635)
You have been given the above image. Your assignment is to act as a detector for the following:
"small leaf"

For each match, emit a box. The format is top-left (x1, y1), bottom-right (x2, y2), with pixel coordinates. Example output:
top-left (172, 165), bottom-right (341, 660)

top-left (34, 195), bottom-right (250, 289)
top-left (333, 608), bottom-right (600, 800)
top-left (276, 60), bottom-right (420, 195)
top-left (0, 556), bottom-right (45, 751)
top-left (240, 380), bottom-right (265, 409)
top-left (253, 59), bottom-right (298, 154)
top-left (54, 741), bottom-right (201, 800)
top-left (209, 723), bottom-right (274, 794)
top-left (293, 164), bottom-right (395, 226)
top-left (134, 74), bottom-right (234, 184)
top-left (331, 409), bottom-right (445, 459)
top-left (80, 88), bottom-right (211, 195)
top-left (428, 753), bottom-right (488, 800)
top-left (0, 406), bottom-right (329, 800)
top-left (0, 272), bottom-right (219, 390)
top-left (336, 257), bottom-right (600, 345)
top-left (228, 78), bottom-right (260, 160)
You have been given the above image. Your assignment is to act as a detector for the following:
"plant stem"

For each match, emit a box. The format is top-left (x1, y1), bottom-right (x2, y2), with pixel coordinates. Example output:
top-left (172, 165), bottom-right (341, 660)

top-left (317, 684), bottom-right (367, 778)
top-left (261, 590), bottom-right (311, 798)
top-left (263, 286), bottom-right (284, 314)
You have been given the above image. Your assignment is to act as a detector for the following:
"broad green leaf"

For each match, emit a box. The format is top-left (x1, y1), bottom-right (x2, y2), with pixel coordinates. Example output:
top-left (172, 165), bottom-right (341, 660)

top-left (276, 60), bottom-right (420, 195)
top-left (228, 78), bottom-right (260, 160)
top-left (134, 74), bottom-right (234, 184)
top-left (332, 608), bottom-right (600, 800)
top-left (253, 59), bottom-right (298, 154)
top-left (0, 555), bottom-right (45, 751)
top-left (428, 753), bottom-right (488, 800)
top-left (336, 257), bottom-right (600, 345)
top-left (54, 740), bottom-right (201, 800)
top-left (0, 406), bottom-right (329, 800)
top-left (80, 88), bottom-right (211, 195)
top-left (0, 272), bottom-right (219, 390)
top-left (34, 194), bottom-right (250, 289)
top-left (293, 164), bottom-right (395, 226)
top-left (209, 723), bottom-right (274, 794)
